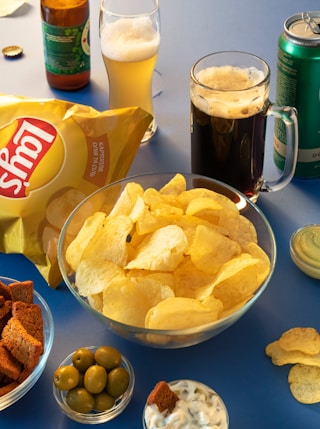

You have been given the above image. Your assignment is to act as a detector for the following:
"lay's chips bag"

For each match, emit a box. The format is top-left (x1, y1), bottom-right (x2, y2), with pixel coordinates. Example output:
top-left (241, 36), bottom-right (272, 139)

top-left (0, 94), bottom-right (152, 287)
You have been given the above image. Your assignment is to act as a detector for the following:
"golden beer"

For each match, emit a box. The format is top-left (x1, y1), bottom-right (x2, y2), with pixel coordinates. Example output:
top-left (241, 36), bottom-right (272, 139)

top-left (100, 16), bottom-right (160, 141)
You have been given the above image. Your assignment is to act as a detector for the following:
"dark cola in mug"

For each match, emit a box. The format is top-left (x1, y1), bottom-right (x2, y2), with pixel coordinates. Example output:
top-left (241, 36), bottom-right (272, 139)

top-left (191, 65), bottom-right (268, 200)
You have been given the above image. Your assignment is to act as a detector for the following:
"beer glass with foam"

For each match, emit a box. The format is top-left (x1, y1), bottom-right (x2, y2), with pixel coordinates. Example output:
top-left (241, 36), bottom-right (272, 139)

top-left (100, 0), bottom-right (160, 144)
top-left (190, 51), bottom-right (298, 202)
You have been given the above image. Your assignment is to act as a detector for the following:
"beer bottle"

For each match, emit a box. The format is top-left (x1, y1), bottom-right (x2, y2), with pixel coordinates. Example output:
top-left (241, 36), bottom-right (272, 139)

top-left (41, 0), bottom-right (90, 90)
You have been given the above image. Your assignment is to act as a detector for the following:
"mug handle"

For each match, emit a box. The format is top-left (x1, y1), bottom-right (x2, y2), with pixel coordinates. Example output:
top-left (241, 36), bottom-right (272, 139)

top-left (261, 103), bottom-right (298, 192)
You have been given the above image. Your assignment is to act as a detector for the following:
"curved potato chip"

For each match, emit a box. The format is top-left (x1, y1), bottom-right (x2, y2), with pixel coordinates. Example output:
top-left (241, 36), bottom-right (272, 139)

top-left (279, 327), bottom-right (320, 355)
top-left (212, 254), bottom-right (260, 310)
top-left (159, 173), bottom-right (186, 195)
top-left (109, 182), bottom-right (144, 217)
top-left (188, 224), bottom-right (241, 275)
top-left (145, 296), bottom-right (223, 330)
top-left (288, 364), bottom-right (320, 404)
top-left (173, 257), bottom-right (215, 299)
top-left (126, 225), bottom-right (188, 271)
top-left (66, 211), bottom-right (106, 271)
top-left (76, 256), bottom-right (125, 296)
top-left (82, 215), bottom-right (133, 267)
top-left (102, 276), bottom-right (174, 327)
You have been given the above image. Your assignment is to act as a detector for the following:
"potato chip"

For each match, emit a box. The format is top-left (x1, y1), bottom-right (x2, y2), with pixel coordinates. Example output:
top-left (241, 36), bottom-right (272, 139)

top-left (279, 327), bottom-right (320, 355)
top-left (288, 364), bottom-right (320, 404)
top-left (66, 211), bottom-right (106, 271)
top-left (265, 340), bottom-right (320, 367)
top-left (135, 205), bottom-right (183, 236)
top-left (242, 241), bottom-right (270, 285)
top-left (173, 257), bottom-right (216, 299)
top-left (159, 173), bottom-right (186, 195)
top-left (145, 296), bottom-right (223, 330)
top-left (232, 215), bottom-right (257, 245)
top-left (67, 173), bottom-right (271, 330)
top-left (87, 293), bottom-right (103, 312)
top-left (125, 225), bottom-right (188, 271)
top-left (76, 256), bottom-right (125, 296)
top-left (82, 215), bottom-right (133, 267)
top-left (211, 254), bottom-right (260, 309)
top-left (109, 182), bottom-right (144, 217)
top-left (102, 276), bottom-right (174, 327)
top-left (188, 225), bottom-right (241, 275)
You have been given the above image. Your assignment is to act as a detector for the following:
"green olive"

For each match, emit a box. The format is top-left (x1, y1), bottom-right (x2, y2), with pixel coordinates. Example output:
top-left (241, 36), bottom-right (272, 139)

top-left (72, 347), bottom-right (95, 372)
top-left (53, 365), bottom-right (80, 391)
top-left (95, 346), bottom-right (122, 370)
top-left (106, 367), bottom-right (130, 398)
top-left (84, 365), bottom-right (108, 394)
top-left (66, 387), bottom-right (95, 413)
top-left (94, 392), bottom-right (115, 412)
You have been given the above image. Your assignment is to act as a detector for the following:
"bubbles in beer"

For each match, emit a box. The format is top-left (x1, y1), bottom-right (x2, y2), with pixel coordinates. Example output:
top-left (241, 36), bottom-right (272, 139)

top-left (100, 17), bottom-right (160, 62)
top-left (191, 66), bottom-right (268, 119)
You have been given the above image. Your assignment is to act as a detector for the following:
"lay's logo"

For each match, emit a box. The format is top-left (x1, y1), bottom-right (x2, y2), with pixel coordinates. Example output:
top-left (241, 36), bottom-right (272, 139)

top-left (0, 118), bottom-right (57, 198)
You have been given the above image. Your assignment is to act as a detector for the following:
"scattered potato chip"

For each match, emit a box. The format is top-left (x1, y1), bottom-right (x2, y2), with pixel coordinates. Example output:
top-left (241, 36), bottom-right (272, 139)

top-left (66, 173), bottom-right (271, 331)
top-left (265, 340), bottom-right (320, 367)
top-left (266, 327), bottom-right (320, 404)
top-left (102, 276), bottom-right (174, 327)
top-left (288, 364), bottom-right (320, 404)
top-left (279, 327), bottom-right (320, 355)
top-left (145, 296), bottom-right (223, 330)
top-left (125, 225), bottom-right (188, 271)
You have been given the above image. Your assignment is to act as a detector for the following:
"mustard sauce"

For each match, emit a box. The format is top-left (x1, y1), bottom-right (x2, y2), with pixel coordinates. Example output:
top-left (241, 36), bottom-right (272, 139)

top-left (290, 225), bottom-right (320, 279)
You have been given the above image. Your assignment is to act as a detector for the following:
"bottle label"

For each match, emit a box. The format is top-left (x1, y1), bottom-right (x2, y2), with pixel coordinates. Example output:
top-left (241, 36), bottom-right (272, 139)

top-left (42, 17), bottom-right (90, 76)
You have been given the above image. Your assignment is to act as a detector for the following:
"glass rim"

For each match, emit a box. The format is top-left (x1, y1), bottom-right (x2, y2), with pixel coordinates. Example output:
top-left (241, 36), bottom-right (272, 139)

top-left (100, 0), bottom-right (159, 19)
top-left (190, 50), bottom-right (270, 92)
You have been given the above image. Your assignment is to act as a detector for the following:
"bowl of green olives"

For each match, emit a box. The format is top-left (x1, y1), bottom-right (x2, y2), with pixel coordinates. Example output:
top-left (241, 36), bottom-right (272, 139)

top-left (53, 345), bottom-right (135, 424)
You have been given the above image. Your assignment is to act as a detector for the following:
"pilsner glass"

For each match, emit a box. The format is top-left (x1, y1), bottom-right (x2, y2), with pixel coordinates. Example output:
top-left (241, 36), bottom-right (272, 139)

top-left (100, 0), bottom-right (160, 144)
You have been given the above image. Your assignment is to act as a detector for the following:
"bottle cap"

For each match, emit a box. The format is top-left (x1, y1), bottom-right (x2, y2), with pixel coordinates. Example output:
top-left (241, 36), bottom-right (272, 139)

top-left (290, 224), bottom-right (320, 279)
top-left (2, 45), bottom-right (23, 59)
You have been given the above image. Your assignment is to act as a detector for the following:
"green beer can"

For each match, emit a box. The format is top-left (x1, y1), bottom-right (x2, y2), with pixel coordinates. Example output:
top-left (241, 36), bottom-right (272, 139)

top-left (274, 12), bottom-right (320, 178)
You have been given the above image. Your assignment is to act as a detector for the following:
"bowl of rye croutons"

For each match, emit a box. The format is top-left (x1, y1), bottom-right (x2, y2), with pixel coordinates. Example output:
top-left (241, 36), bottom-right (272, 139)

top-left (0, 276), bottom-right (54, 410)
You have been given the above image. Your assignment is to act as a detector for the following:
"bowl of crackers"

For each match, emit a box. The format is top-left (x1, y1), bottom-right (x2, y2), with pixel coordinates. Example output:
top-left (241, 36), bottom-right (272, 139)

top-left (0, 276), bottom-right (54, 410)
top-left (58, 173), bottom-right (276, 348)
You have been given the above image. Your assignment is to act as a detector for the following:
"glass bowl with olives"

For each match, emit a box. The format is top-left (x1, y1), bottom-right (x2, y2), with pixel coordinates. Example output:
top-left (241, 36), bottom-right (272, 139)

top-left (53, 345), bottom-right (135, 424)
top-left (58, 173), bottom-right (276, 349)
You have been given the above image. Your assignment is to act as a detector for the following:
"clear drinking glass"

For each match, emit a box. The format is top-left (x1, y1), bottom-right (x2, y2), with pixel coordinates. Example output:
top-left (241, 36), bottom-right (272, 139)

top-left (100, 0), bottom-right (160, 144)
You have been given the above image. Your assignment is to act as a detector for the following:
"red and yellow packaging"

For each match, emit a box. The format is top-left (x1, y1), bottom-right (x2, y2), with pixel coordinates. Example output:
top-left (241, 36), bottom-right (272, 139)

top-left (0, 94), bottom-right (151, 287)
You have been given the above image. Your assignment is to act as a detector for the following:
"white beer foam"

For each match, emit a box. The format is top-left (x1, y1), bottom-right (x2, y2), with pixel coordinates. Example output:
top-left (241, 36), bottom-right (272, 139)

top-left (191, 66), bottom-right (269, 119)
top-left (101, 17), bottom-right (160, 62)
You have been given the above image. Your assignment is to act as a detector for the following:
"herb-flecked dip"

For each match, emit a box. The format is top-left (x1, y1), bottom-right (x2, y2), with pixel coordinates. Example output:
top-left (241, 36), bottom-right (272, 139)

top-left (144, 379), bottom-right (229, 429)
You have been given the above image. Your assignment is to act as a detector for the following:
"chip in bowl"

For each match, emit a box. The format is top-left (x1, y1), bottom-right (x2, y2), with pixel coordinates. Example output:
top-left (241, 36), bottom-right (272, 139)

top-left (65, 173), bottom-right (271, 332)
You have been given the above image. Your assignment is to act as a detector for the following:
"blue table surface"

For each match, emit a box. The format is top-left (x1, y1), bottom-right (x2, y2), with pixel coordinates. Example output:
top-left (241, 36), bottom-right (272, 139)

top-left (1, 0), bottom-right (320, 428)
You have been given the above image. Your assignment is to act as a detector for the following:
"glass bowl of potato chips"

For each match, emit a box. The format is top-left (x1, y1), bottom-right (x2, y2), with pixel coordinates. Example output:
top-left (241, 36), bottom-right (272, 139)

top-left (58, 173), bottom-right (276, 348)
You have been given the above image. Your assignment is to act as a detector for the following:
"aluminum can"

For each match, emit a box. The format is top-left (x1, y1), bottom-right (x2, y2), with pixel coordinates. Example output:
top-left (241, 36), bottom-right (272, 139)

top-left (274, 12), bottom-right (320, 178)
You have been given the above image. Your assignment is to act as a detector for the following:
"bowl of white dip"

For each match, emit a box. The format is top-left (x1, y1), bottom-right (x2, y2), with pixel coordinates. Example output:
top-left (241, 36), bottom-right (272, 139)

top-left (143, 379), bottom-right (229, 429)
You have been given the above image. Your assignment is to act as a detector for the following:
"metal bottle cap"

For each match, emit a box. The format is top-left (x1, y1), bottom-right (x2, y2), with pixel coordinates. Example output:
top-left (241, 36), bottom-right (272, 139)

top-left (2, 45), bottom-right (23, 59)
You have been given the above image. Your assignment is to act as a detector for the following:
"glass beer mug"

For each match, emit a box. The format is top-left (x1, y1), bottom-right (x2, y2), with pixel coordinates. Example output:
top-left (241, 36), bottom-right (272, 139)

top-left (190, 51), bottom-right (298, 202)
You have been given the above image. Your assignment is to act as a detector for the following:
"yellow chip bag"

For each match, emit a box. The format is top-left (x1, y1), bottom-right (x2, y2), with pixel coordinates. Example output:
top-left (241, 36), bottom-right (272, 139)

top-left (0, 94), bottom-right (151, 286)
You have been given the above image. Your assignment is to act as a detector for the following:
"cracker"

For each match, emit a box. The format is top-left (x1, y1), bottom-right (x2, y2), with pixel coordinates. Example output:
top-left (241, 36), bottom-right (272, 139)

top-left (288, 364), bottom-right (320, 404)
